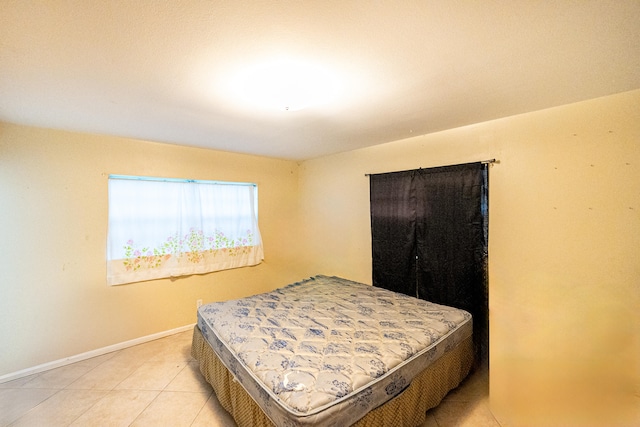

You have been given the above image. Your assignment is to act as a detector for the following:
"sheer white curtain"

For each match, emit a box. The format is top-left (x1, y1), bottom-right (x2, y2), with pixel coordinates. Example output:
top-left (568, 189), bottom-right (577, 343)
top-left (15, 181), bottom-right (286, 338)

top-left (107, 177), bottom-right (263, 286)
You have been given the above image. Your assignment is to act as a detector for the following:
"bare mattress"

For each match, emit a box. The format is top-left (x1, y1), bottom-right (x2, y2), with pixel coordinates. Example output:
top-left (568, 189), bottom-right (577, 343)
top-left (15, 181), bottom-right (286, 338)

top-left (194, 275), bottom-right (473, 426)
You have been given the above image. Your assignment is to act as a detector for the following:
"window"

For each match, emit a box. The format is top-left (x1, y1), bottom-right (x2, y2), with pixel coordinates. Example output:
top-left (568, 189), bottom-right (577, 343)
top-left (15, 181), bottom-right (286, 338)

top-left (107, 175), bottom-right (263, 286)
top-left (369, 162), bottom-right (488, 366)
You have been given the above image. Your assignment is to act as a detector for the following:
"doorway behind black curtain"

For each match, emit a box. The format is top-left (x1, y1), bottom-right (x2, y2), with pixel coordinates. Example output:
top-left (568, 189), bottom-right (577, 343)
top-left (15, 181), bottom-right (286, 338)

top-left (369, 162), bottom-right (488, 367)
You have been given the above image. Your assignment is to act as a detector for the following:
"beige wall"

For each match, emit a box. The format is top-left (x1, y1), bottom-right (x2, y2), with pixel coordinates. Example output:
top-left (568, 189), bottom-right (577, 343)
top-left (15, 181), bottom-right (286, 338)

top-left (0, 123), bottom-right (304, 377)
top-left (298, 89), bottom-right (640, 425)
top-left (2, 89), bottom-right (639, 423)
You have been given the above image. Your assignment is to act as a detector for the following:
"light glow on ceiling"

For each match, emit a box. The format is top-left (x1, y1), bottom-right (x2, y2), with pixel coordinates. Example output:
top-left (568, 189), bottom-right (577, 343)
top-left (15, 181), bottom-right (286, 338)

top-left (230, 59), bottom-right (341, 112)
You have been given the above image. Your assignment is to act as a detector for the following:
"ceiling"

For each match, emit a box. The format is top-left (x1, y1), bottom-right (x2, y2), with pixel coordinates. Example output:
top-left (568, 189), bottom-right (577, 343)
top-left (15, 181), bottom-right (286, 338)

top-left (1, 1), bottom-right (639, 161)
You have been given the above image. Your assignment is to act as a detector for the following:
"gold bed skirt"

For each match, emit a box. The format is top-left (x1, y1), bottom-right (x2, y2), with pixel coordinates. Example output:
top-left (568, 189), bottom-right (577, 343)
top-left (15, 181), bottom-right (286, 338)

top-left (191, 325), bottom-right (473, 427)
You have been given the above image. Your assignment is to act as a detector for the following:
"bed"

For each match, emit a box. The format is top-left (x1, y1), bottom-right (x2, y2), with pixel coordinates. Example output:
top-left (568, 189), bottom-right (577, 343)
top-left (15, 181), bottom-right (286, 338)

top-left (191, 275), bottom-right (473, 426)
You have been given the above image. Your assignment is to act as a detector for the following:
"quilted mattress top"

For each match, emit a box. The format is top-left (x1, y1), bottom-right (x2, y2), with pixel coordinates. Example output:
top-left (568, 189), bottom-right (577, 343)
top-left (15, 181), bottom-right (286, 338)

top-left (197, 275), bottom-right (472, 424)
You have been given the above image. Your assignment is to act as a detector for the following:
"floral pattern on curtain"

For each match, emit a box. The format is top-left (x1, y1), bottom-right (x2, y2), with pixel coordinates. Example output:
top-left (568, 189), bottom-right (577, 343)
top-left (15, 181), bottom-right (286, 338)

top-left (107, 177), bottom-right (263, 286)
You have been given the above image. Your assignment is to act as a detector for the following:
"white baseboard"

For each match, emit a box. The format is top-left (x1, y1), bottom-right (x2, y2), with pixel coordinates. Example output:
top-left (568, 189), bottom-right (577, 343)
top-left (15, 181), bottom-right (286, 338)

top-left (0, 324), bottom-right (196, 384)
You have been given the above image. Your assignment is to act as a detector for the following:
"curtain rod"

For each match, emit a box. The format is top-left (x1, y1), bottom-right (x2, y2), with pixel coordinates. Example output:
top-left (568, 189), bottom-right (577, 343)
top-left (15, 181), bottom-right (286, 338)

top-left (109, 174), bottom-right (257, 187)
top-left (364, 159), bottom-right (497, 177)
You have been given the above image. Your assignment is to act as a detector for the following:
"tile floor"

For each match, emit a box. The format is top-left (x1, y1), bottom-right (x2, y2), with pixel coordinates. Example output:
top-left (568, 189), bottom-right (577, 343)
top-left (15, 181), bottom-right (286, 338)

top-left (0, 330), bottom-right (499, 426)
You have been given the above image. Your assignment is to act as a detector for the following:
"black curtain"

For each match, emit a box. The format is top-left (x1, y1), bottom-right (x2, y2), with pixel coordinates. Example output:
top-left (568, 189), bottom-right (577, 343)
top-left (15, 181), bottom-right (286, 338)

top-left (370, 162), bottom-right (488, 367)
top-left (370, 169), bottom-right (417, 298)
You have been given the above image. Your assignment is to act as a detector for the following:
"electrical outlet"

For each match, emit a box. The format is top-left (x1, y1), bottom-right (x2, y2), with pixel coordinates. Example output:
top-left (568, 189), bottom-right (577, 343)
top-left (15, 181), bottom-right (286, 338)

top-left (197, 299), bottom-right (203, 309)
